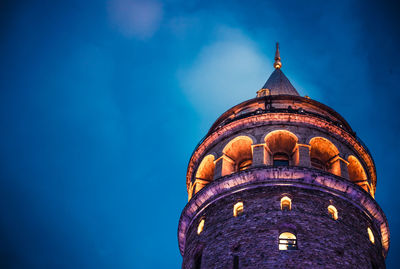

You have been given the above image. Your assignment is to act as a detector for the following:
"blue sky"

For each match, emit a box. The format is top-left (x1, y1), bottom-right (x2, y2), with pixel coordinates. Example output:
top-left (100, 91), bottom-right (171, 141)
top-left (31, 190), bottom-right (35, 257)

top-left (0, 0), bottom-right (399, 268)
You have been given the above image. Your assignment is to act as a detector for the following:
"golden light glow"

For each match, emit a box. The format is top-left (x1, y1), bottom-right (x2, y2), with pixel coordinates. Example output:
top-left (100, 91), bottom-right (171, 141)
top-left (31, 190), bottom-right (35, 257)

top-left (368, 227), bottom-right (375, 244)
top-left (309, 137), bottom-right (340, 176)
top-left (274, 42), bottom-right (282, 69)
top-left (256, 88), bottom-right (270, 97)
top-left (193, 182), bottom-right (206, 195)
top-left (264, 130), bottom-right (298, 156)
top-left (279, 232), bottom-right (297, 250)
top-left (280, 196), bottom-right (292, 210)
top-left (223, 136), bottom-right (253, 161)
top-left (222, 136), bottom-right (253, 174)
top-left (233, 202), bottom-right (244, 217)
top-left (195, 154), bottom-right (215, 182)
top-left (197, 219), bottom-right (205, 235)
top-left (348, 155), bottom-right (366, 177)
top-left (328, 205), bottom-right (338, 220)
top-left (187, 112), bottom-right (377, 196)
top-left (239, 160), bottom-right (252, 171)
top-left (189, 154), bottom-right (217, 200)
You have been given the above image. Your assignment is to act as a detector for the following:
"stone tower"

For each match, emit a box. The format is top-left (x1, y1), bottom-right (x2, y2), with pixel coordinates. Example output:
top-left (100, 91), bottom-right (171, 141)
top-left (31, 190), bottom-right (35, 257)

top-left (178, 44), bottom-right (389, 268)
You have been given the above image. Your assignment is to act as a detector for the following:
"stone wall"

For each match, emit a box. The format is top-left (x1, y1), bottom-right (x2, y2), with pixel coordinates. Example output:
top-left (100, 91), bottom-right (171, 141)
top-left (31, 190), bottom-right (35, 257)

top-left (180, 95), bottom-right (388, 268)
top-left (182, 185), bottom-right (385, 269)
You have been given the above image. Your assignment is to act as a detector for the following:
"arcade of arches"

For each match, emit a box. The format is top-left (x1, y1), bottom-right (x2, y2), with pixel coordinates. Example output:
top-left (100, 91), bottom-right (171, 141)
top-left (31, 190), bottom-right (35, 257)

top-left (190, 130), bottom-right (371, 200)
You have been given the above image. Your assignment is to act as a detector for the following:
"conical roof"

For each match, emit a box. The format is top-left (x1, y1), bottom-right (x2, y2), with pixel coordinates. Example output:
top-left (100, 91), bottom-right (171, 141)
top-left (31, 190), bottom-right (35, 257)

top-left (261, 68), bottom-right (299, 96)
top-left (258, 43), bottom-right (299, 97)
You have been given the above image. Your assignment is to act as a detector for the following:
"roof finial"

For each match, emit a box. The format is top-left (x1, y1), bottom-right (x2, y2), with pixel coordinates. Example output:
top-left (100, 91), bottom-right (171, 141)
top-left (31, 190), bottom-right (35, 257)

top-left (274, 42), bottom-right (282, 69)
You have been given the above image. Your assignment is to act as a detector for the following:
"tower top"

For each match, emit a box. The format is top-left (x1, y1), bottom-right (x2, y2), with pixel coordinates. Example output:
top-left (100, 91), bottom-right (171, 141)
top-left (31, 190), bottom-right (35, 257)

top-left (257, 43), bottom-right (299, 97)
top-left (274, 42), bottom-right (282, 69)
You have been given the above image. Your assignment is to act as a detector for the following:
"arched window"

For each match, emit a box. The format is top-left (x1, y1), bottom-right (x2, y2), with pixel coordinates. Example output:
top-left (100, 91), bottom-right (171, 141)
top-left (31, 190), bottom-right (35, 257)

top-left (233, 255), bottom-right (239, 269)
top-left (197, 218), bottom-right (205, 235)
top-left (222, 136), bottom-right (253, 174)
top-left (238, 159), bottom-right (252, 171)
top-left (195, 155), bottom-right (215, 182)
top-left (194, 249), bottom-right (203, 269)
top-left (191, 155), bottom-right (216, 199)
top-left (328, 205), bottom-right (338, 220)
top-left (279, 232), bottom-right (297, 250)
top-left (309, 137), bottom-right (340, 176)
top-left (367, 227), bottom-right (375, 244)
top-left (348, 155), bottom-right (370, 193)
top-left (265, 130), bottom-right (298, 166)
top-left (281, 196), bottom-right (292, 211)
top-left (233, 202), bottom-right (244, 217)
top-left (273, 152), bottom-right (290, 166)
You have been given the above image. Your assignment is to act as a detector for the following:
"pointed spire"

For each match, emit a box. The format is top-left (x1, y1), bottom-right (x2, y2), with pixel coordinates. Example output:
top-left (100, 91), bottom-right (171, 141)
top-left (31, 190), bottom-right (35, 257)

top-left (274, 42), bottom-right (282, 69)
top-left (257, 43), bottom-right (299, 97)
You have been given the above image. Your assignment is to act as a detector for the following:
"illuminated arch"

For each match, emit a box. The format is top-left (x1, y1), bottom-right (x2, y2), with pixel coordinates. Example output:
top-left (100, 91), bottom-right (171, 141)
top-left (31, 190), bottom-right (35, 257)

top-left (348, 155), bottom-right (369, 193)
top-left (367, 227), bottom-right (375, 244)
top-left (233, 202), bottom-right (244, 217)
top-left (191, 154), bottom-right (216, 198)
top-left (222, 136), bottom-right (254, 172)
top-left (265, 130), bottom-right (298, 154)
top-left (328, 205), bottom-right (338, 220)
top-left (264, 130), bottom-right (298, 166)
top-left (280, 196), bottom-right (292, 210)
top-left (195, 155), bottom-right (215, 181)
top-left (279, 232), bottom-right (297, 250)
top-left (309, 137), bottom-right (340, 175)
top-left (197, 218), bottom-right (205, 235)
top-left (348, 155), bottom-right (367, 182)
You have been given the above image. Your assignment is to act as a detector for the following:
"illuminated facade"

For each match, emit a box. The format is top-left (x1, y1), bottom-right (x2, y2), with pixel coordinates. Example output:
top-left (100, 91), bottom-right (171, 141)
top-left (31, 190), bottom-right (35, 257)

top-left (178, 44), bottom-right (389, 268)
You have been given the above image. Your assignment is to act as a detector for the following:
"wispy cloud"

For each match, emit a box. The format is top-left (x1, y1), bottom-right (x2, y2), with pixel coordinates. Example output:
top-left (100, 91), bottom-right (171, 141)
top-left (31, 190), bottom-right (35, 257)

top-left (108, 0), bottom-right (163, 39)
top-left (178, 27), bottom-right (271, 122)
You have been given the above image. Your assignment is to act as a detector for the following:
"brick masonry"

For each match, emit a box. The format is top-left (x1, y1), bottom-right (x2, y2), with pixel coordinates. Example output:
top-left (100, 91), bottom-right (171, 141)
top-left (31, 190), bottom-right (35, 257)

top-left (182, 185), bottom-right (385, 268)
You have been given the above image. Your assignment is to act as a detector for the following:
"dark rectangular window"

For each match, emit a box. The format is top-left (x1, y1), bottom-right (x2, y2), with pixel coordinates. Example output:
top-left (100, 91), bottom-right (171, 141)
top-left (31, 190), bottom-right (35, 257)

top-left (273, 159), bottom-right (289, 166)
top-left (194, 251), bottom-right (202, 269)
top-left (273, 153), bottom-right (289, 166)
top-left (233, 255), bottom-right (239, 269)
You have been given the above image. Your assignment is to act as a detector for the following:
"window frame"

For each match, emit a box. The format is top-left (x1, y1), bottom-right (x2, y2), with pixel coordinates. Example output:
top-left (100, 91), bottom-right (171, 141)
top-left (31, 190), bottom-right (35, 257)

top-left (233, 202), bottom-right (244, 217)
top-left (280, 196), bottom-right (292, 211)
top-left (273, 152), bottom-right (290, 166)
top-left (279, 232), bottom-right (298, 250)
top-left (328, 205), bottom-right (338, 220)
